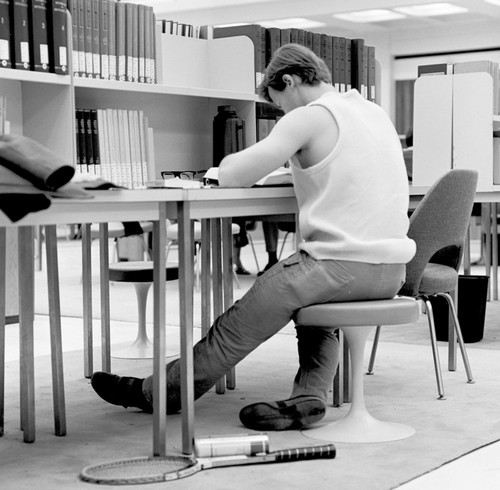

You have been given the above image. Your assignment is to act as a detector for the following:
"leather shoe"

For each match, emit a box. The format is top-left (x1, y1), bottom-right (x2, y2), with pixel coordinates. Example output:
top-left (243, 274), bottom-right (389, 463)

top-left (91, 372), bottom-right (153, 413)
top-left (235, 266), bottom-right (251, 275)
top-left (239, 395), bottom-right (326, 431)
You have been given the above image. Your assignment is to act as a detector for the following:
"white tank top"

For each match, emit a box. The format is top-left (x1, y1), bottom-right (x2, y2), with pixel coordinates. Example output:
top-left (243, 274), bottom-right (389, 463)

top-left (291, 90), bottom-right (416, 264)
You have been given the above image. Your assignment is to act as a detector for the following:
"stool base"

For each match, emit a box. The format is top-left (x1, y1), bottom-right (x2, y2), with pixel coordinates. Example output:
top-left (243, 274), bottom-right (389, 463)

top-left (302, 412), bottom-right (415, 443)
top-left (112, 338), bottom-right (179, 360)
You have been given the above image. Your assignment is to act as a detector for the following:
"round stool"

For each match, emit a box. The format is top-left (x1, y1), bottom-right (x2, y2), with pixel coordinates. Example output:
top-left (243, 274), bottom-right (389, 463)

top-left (296, 297), bottom-right (419, 443)
top-left (108, 261), bottom-right (179, 359)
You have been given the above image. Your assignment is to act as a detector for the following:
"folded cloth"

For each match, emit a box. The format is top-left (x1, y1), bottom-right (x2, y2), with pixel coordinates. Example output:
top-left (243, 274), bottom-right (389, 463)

top-left (0, 134), bottom-right (75, 191)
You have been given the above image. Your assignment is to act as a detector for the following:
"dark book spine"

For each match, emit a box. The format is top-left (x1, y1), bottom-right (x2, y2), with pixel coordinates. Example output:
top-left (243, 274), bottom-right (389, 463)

top-left (67, 0), bottom-right (79, 76)
top-left (91, 0), bottom-right (99, 77)
top-left (76, 109), bottom-right (87, 170)
top-left (83, 108), bottom-right (94, 174)
top-left (351, 38), bottom-right (364, 96)
top-left (99, 0), bottom-right (108, 79)
top-left (28, 0), bottom-right (50, 72)
top-left (90, 108), bottom-right (99, 172)
top-left (125, 2), bottom-right (133, 82)
top-left (0, 0), bottom-right (12, 68)
top-left (76, 0), bottom-right (85, 76)
top-left (107, 0), bottom-right (115, 80)
top-left (338, 37), bottom-right (346, 93)
top-left (137, 3), bottom-right (144, 82)
top-left (10, 0), bottom-right (31, 70)
top-left (115, 0), bottom-right (125, 81)
top-left (48, 0), bottom-right (68, 74)
top-left (83, 0), bottom-right (92, 76)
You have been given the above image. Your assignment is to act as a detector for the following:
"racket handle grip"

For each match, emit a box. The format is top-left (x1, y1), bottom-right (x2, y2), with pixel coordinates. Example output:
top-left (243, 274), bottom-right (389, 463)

top-left (273, 444), bottom-right (336, 462)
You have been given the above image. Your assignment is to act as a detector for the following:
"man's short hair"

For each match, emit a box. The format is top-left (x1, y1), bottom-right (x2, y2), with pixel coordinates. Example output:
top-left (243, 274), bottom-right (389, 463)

top-left (258, 43), bottom-right (332, 103)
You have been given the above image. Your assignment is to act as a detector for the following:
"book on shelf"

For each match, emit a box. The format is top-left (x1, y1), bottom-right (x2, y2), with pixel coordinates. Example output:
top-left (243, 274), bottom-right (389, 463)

top-left (83, 0), bottom-right (92, 76)
top-left (331, 36), bottom-right (341, 91)
top-left (76, 107), bottom-right (154, 189)
top-left (91, 0), bottom-right (99, 77)
top-left (99, 0), bottom-right (109, 80)
top-left (67, 0), bottom-right (79, 75)
top-left (0, 0), bottom-right (11, 68)
top-left (115, 0), bottom-right (125, 81)
top-left (493, 137), bottom-right (500, 185)
top-left (47, 0), bottom-right (68, 74)
top-left (367, 46), bottom-right (376, 102)
top-left (28, 0), bottom-right (50, 72)
top-left (10, 0), bottom-right (31, 70)
top-left (76, 0), bottom-right (85, 75)
top-left (107, 0), bottom-right (116, 79)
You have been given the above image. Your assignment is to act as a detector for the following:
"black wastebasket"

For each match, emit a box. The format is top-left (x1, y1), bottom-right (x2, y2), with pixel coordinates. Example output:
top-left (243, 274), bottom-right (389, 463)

top-left (429, 275), bottom-right (489, 343)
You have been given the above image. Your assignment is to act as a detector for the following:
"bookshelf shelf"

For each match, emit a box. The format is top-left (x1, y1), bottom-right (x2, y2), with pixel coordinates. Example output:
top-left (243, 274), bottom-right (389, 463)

top-left (73, 77), bottom-right (256, 101)
top-left (0, 69), bottom-right (71, 85)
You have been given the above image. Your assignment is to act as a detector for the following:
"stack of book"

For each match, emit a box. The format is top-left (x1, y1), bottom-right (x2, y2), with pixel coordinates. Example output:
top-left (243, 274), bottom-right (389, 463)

top-left (68, 0), bottom-right (157, 83)
top-left (0, 0), bottom-right (68, 74)
top-left (157, 19), bottom-right (205, 38)
top-left (213, 24), bottom-right (376, 101)
top-left (75, 107), bottom-right (154, 188)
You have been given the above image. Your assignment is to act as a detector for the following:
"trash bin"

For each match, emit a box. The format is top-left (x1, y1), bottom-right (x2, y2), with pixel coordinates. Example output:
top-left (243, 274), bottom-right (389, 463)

top-left (429, 275), bottom-right (489, 343)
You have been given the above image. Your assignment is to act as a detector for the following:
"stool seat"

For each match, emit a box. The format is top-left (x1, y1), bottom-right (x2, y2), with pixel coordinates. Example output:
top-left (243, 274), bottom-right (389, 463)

top-left (108, 261), bottom-right (179, 360)
top-left (109, 261), bottom-right (179, 283)
top-left (295, 297), bottom-right (420, 327)
top-left (296, 296), bottom-right (419, 443)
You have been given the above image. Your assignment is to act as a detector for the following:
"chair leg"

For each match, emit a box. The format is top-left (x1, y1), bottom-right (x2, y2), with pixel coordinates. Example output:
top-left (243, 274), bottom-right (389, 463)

top-left (246, 233), bottom-right (260, 271)
top-left (278, 232), bottom-right (291, 260)
top-left (437, 292), bottom-right (474, 384)
top-left (423, 298), bottom-right (446, 400)
top-left (366, 325), bottom-right (382, 375)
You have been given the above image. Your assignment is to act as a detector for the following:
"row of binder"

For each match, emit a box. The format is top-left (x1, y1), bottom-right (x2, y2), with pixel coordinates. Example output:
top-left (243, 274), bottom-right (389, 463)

top-left (0, 0), bottom-right (68, 73)
top-left (213, 24), bottom-right (377, 101)
top-left (68, 0), bottom-right (157, 82)
top-left (75, 107), bottom-right (154, 188)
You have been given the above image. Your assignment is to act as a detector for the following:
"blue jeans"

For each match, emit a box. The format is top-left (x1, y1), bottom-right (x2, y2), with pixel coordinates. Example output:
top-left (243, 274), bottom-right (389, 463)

top-left (142, 251), bottom-right (405, 412)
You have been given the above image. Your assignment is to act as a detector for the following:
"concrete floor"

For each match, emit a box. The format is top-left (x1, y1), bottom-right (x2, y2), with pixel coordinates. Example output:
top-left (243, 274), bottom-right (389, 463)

top-left (2, 227), bottom-right (500, 489)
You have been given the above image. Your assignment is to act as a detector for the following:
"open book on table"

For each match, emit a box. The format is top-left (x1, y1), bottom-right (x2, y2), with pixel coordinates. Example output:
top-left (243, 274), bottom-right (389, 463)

top-left (203, 166), bottom-right (293, 187)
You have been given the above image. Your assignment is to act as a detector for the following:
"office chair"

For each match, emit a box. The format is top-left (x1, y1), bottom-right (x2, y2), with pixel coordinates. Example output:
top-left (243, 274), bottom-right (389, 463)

top-left (367, 169), bottom-right (478, 400)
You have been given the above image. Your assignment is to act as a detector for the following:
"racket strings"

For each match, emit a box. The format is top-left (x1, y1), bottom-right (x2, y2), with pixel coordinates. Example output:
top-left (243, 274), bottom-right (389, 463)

top-left (80, 456), bottom-right (194, 484)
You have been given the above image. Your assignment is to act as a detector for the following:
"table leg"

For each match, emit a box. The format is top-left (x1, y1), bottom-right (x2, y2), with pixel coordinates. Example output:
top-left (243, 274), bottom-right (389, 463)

top-left (492, 203), bottom-right (498, 301)
top-left (178, 203), bottom-right (195, 455)
top-left (222, 218), bottom-right (235, 390)
top-left (211, 219), bottom-right (225, 395)
top-left (18, 226), bottom-right (35, 443)
top-left (99, 224), bottom-right (111, 372)
top-left (152, 208), bottom-right (167, 457)
top-left (81, 224), bottom-right (93, 378)
top-left (201, 219), bottom-right (211, 338)
top-left (45, 225), bottom-right (66, 436)
top-left (0, 227), bottom-right (5, 436)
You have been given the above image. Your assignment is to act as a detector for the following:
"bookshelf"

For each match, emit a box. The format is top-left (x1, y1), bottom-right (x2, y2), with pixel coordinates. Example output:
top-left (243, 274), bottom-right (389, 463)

top-left (413, 72), bottom-right (497, 192)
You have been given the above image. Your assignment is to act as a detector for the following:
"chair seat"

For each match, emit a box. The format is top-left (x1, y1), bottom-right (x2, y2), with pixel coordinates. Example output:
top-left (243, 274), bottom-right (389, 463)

top-left (295, 297), bottom-right (419, 327)
top-left (418, 263), bottom-right (458, 295)
top-left (109, 261), bottom-right (179, 282)
top-left (166, 222), bottom-right (240, 241)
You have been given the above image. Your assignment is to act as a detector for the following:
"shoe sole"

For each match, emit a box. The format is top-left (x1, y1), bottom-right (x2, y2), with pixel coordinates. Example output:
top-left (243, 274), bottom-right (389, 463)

top-left (240, 398), bottom-right (326, 431)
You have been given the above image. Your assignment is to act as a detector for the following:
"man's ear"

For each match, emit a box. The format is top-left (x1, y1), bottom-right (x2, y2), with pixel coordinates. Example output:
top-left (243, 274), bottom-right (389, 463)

top-left (282, 74), bottom-right (294, 87)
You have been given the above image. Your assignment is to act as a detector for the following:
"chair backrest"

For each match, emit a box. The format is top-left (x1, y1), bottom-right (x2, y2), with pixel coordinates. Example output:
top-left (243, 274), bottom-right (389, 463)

top-left (400, 169), bottom-right (478, 296)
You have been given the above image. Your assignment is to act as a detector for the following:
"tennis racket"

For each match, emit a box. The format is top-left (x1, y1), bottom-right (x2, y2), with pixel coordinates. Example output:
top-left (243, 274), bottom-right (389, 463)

top-left (79, 444), bottom-right (336, 485)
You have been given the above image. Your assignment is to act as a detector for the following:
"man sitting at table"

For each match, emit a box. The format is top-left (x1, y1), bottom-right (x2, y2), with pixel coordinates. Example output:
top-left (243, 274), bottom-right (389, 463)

top-left (91, 44), bottom-right (416, 431)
